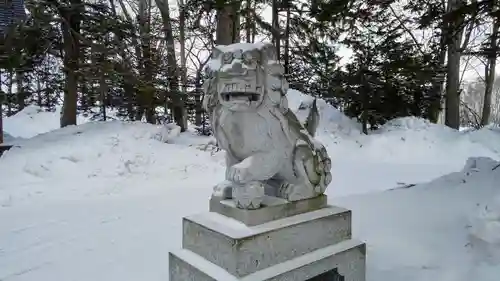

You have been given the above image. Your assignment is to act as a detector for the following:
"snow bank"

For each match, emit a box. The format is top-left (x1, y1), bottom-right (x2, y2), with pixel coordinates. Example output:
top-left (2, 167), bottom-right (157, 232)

top-left (156, 123), bottom-right (181, 143)
top-left (319, 115), bottom-right (500, 194)
top-left (3, 105), bottom-right (119, 138)
top-left (286, 88), bottom-right (362, 136)
top-left (0, 121), bottom-right (225, 207)
top-left (468, 195), bottom-right (500, 262)
top-left (337, 157), bottom-right (500, 281)
top-left (377, 116), bottom-right (454, 133)
top-left (2, 131), bottom-right (16, 143)
top-left (467, 158), bottom-right (500, 266)
top-left (351, 116), bottom-right (498, 165)
top-left (287, 91), bottom-right (500, 175)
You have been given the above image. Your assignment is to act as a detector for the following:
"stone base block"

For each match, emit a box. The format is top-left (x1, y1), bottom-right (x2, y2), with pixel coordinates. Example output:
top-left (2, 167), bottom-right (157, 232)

top-left (183, 206), bottom-right (351, 277)
top-left (209, 195), bottom-right (328, 226)
top-left (169, 239), bottom-right (366, 281)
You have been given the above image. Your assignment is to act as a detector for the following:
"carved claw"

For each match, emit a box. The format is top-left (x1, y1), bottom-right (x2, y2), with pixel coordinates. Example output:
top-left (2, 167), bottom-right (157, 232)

top-left (277, 183), bottom-right (291, 199)
top-left (233, 181), bottom-right (264, 209)
top-left (278, 182), bottom-right (317, 201)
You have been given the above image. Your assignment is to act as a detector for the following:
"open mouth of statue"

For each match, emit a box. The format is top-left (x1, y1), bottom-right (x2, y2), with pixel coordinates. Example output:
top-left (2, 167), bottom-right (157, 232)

top-left (221, 92), bottom-right (260, 102)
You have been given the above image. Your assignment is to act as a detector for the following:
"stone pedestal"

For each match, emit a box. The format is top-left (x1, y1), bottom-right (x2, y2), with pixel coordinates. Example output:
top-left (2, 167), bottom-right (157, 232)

top-left (169, 196), bottom-right (366, 281)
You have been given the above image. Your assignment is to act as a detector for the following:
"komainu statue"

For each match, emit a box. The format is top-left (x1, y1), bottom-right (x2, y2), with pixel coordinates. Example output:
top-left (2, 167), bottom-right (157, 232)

top-left (202, 42), bottom-right (332, 209)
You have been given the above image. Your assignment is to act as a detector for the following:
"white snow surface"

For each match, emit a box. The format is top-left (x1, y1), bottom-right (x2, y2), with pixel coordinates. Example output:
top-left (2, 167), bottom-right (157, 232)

top-left (1, 91), bottom-right (500, 281)
top-left (3, 105), bottom-right (119, 139)
top-left (215, 42), bottom-right (268, 53)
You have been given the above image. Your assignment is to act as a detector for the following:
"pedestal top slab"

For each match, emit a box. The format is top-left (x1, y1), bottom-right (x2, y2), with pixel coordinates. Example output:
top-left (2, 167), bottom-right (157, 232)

top-left (187, 204), bottom-right (350, 240)
top-left (210, 195), bottom-right (328, 226)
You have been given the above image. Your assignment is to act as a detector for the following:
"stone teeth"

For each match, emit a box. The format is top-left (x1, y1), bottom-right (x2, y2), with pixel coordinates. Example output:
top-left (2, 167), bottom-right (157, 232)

top-left (220, 84), bottom-right (257, 93)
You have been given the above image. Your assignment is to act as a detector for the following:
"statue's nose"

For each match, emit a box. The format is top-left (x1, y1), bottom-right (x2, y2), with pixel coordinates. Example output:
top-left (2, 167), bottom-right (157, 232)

top-left (228, 61), bottom-right (244, 74)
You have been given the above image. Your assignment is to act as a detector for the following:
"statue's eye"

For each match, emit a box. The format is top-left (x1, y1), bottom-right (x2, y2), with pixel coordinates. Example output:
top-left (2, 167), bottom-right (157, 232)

top-left (242, 51), bottom-right (253, 64)
top-left (223, 53), bottom-right (233, 63)
top-left (211, 49), bottom-right (221, 59)
top-left (233, 49), bottom-right (243, 59)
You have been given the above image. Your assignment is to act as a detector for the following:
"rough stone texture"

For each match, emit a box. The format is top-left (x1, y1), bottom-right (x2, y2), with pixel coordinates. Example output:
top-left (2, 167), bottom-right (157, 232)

top-left (169, 239), bottom-right (366, 281)
top-left (182, 206), bottom-right (352, 277)
top-left (169, 252), bottom-right (218, 281)
top-left (202, 42), bottom-right (333, 208)
top-left (210, 195), bottom-right (328, 226)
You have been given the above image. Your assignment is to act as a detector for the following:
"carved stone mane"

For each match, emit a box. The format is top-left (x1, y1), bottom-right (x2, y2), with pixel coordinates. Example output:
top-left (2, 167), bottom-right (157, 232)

top-left (202, 42), bottom-right (332, 209)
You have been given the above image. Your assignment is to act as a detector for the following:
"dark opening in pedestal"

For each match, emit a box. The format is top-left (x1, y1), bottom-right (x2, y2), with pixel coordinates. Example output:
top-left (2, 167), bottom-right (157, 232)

top-left (307, 268), bottom-right (345, 281)
top-left (0, 145), bottom-right (12, 157)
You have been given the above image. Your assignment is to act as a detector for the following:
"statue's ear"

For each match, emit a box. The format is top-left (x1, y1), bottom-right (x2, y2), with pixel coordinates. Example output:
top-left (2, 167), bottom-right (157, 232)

top-left (304, 99), bottom-right (320, 136)
top-left (261, 43), bottom-right (277, 61)
top-left (267, 63), bottom-right (284, 76)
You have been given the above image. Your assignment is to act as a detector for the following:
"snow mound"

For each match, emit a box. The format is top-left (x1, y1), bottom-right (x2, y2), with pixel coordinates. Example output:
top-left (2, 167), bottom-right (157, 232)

top-left (378, 117), bottom-right (455, 134)
top-left (347, 117), bottom-right (500, 165)
top-left (1, 131), bottom-right (17, 143)
top-left (465, 126), bottom-right (500, 155)
top-left (0, 121), bottom-right (225, 207)
top-left (3, 105), bottom-right (119, 138)
top-left (156, 123), bottom-right (181, 143)
top-left (466, 157), bottom-right (500, 265)
top-left (468, 199), bottom-right (500, 270)
top-left (338, 157), bottom-right (500, 281)
top-left (286, 88), bottom-right (362, 136)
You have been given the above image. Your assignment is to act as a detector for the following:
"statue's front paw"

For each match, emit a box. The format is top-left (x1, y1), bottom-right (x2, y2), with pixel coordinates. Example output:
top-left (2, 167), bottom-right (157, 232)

top-left (233, 181), bottom-right (264, 209)
top-left (226, 165), bottom-right (251, 184)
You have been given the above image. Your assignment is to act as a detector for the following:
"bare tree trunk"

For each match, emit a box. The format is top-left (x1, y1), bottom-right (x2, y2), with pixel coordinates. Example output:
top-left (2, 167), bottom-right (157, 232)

top-left (138, 0), bottom-right (156, 123)
top-left (245, 0), bottom-right (252, 42)
top-left (481, 19), bottom-right (499, 126)
top-left (98, 53), bottom-right (108, 121)
top-left (178, 0), bottom-right (188, 128)
top-left (428, 20), bottom-right (448, 123)
top-left (16, 71), bottom-right (25, 111)
top-left (444, 0), bottom-right (465, 129)
top-left (215, 0), bottom-right (241, 45)
top-left (36, 75), bottom-right (42, 107)
top-left (283, 0), bottom-right (291, 76)
top-left (194, 71), bottom-right (203, 125)
top-left (7, 71), bottom-right (13, 116)
top-left (251, 0), bottom-right (256, 43)
top-left (272, 0), bottom-right (280, 58)
top-left (60, 0), bottom-right (82, 128)
top-left (43, 61), bottom-right (51, 109)
top-left (194, 54), bottom-right (210, 126)
top-left (156, 0), bottom-right (188, 131)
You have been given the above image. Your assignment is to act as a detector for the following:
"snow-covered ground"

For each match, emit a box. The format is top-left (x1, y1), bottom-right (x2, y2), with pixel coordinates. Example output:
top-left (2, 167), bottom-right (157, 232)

top-left (1, 90), bottom-right (500, 281)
